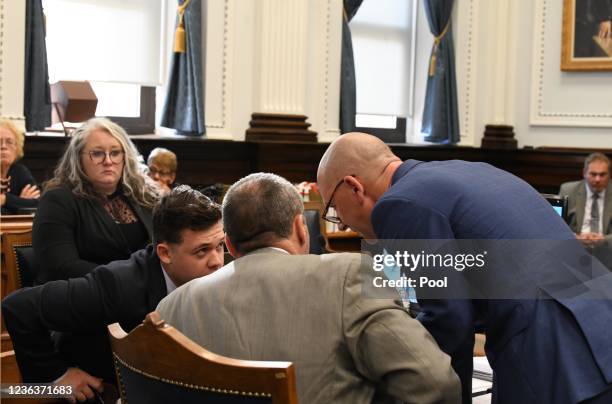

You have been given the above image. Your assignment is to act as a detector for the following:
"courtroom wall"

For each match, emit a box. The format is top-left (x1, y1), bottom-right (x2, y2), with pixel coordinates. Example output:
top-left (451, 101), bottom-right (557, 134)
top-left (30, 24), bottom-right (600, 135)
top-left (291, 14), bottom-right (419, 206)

top-left (2, 0), bottom-right (611, 149)
top-left (454, 0), bottom-right (612, 148)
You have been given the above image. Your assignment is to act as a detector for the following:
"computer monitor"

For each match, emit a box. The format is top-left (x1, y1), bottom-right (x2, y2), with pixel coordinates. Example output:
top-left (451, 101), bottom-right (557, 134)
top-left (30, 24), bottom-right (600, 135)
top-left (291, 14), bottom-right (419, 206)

top-left (541, 193), bottom-right (568, 220)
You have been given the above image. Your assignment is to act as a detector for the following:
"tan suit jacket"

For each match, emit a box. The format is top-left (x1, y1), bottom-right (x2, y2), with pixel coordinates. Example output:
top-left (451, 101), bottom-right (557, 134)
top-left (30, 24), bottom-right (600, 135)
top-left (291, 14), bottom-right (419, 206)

top-left (157, 248), bottom-right (460, 404)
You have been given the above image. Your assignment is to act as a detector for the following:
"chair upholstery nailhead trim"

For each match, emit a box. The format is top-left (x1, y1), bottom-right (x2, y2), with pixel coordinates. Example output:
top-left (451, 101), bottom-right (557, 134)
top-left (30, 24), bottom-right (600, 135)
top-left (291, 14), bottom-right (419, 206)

top-left (11, 242), bottom-right (32, 288)
top-left (112, 353), bottom-right (272, 398)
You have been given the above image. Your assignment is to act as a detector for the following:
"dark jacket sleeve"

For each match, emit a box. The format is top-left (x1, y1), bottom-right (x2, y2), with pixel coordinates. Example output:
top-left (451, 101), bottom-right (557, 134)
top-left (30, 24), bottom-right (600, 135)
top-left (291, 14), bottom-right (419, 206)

top-left (0, 251), bottom-right (160, 382)
top-left (1, 270), bottom-right (122, 381)
top-left (33, 188), bottom-right (97, 281)
top-left (3, 163), bottom-right (39, 214)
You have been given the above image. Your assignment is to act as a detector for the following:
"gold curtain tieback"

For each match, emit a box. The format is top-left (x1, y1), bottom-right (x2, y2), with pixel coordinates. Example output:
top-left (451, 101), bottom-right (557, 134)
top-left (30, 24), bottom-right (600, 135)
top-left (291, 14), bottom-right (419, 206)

top-left (429, 21), bottom-right (450, 77)
top-left (174, 0), bottom-right (192, 53)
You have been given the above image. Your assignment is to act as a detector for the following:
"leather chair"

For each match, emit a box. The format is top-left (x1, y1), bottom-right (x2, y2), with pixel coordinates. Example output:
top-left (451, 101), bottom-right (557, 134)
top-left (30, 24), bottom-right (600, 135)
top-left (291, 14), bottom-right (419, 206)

top-left (108, 312), bottom-right (298, 404)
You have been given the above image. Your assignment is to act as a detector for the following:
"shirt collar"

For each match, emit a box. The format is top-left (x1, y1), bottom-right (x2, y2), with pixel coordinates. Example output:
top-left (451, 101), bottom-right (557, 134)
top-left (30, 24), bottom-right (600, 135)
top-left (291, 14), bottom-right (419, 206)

top-left (243, 246), bottom-right (291, 257)
top-left (585, 183), bottom-right (604, 200)
top-left (160, 262), bottom-right (177, 294)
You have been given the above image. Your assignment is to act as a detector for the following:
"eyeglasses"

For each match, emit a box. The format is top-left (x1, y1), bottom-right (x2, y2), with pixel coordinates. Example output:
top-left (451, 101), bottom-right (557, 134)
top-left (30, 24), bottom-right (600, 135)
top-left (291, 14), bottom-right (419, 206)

top-left (149, 166), bottom-right (174, 176)
top-left (321, 178), bottom-right (346, 224)
top-left (0, 138), bottom-right (16, 147)
top-left (85, 150), bottom-right (125, 165)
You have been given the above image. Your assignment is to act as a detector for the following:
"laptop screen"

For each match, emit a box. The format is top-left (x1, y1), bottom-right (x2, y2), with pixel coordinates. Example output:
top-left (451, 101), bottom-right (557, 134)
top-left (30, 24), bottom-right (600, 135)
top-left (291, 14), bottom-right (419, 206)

top-left (541, 193), bottom-right (568, 220)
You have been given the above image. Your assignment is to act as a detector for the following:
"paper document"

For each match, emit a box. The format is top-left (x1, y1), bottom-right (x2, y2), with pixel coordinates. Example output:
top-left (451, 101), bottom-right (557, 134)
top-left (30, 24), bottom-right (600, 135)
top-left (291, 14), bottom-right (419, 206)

top-left (473, 356), bottom-right (493, 382)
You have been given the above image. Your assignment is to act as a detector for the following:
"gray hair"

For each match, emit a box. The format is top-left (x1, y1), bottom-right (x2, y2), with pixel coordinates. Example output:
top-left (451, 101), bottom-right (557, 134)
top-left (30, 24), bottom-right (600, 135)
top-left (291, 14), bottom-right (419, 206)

top-left (222, 173), bottom-right (304, 254)
top-left (584, 152), bottom-right (610, 172)
top-left (44, 117), bottom-right (160, 208)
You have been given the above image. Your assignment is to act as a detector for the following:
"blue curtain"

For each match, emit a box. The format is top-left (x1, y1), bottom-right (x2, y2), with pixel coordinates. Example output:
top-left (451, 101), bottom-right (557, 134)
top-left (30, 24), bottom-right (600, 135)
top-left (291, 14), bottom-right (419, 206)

top-left (161, 0), bottom-right (205, 136)
top-left (24, 0), bottom-right (51, 131)
top-left (422, 0), bottom-right (460, 144)
top-left (339, 0), bottom-right (363, 135)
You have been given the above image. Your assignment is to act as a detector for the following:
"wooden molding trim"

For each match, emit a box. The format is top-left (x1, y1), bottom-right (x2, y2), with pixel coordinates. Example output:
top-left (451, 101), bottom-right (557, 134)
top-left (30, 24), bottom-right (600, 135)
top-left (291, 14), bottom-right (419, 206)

top-left (481, 124), bottom-right (517, 149)
top-left (245, 113), bottom-right (317, 143)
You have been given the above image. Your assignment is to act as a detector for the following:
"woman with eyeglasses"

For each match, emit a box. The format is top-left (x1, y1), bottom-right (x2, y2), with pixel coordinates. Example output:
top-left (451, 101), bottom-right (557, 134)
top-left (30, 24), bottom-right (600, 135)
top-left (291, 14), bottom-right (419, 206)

top-left (0, 119), bottom-right (40, 215)
top-left (146, 147), bottom-right (177, 194)
top-left (33, 118), bottom-right (160, 283)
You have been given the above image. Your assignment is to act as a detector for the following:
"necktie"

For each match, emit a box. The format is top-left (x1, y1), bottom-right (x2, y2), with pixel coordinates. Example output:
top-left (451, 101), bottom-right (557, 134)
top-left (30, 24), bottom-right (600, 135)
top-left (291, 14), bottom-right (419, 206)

top-left (590, 193), bottom-right (600, 233)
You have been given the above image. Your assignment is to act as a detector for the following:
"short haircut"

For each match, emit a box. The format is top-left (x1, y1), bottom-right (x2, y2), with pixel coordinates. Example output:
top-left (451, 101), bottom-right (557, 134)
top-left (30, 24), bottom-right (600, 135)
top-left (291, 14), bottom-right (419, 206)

top-left (222, 173), bottom-right (303, 254)
top-left (147, 147), bottom-right (177, 173)
top-left (584, 153), bottom-right (610, 172)
top-left (0, 119), bottom-right (25, 160)
top-left (153, 185), bottom-right (222, 245)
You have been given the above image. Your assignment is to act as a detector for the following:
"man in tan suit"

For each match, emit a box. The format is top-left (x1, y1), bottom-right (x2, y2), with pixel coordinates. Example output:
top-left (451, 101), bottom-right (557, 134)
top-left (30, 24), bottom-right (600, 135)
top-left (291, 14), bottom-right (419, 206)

top-left (156, 173), bottom-right (460, 404)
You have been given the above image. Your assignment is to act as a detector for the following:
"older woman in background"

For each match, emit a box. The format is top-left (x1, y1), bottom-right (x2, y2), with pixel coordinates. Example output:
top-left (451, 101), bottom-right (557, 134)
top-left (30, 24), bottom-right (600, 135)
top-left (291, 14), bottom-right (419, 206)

top-left (34, 118), bottom-right (160, 283)
top-left (0, 119), bottom-right (40, 214)
top-left (147, 147), bottom-right (177, 194)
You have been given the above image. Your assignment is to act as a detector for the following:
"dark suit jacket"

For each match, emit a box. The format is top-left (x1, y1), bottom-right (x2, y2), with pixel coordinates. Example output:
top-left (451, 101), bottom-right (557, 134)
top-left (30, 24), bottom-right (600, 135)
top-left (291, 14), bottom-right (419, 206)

top-left (372, 160), bottom-right (612, 404)
top-left (33, 187), bottom-right (153, 283)
top-left (1, 163), bottom-right (39, 215)
top-left (1, 246), bottom-right (167, 383)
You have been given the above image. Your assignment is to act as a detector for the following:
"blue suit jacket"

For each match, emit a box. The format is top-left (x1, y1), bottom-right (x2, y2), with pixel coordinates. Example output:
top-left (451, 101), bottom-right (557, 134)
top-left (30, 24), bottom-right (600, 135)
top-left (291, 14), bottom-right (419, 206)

top-left (371, 160), bottom-right (612, 404)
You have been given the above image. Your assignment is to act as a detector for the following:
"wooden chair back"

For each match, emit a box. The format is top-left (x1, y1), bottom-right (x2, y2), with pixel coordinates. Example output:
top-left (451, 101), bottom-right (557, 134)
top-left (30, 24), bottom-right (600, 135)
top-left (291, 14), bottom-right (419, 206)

top-left (0, 214), bottom-right (35, 233)
top-left (1, 229), bottom-right (34, 299)
top-left (108, 312), bottom-right (298, 404)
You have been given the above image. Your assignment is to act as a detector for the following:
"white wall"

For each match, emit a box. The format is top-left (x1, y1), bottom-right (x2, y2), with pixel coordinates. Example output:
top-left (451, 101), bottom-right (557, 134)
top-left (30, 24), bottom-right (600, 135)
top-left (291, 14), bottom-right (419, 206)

top-left (2, 0), bottom-right (610, 148)
top-left (454, 0), bottom-right (612, 148)
top-left (203, 0), bottom-right (343, 142)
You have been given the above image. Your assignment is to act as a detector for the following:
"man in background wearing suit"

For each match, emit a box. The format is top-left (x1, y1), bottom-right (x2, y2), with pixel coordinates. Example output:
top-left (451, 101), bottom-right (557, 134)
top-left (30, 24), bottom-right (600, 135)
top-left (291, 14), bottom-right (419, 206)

top-left (317, 133), bottom-right (612, 404)
top-left (157, 172), bottom-right (460, 404)
top-left (559, 152), bottom-right (611, 270)
top-left (2, 185), bottom-right (225, 403)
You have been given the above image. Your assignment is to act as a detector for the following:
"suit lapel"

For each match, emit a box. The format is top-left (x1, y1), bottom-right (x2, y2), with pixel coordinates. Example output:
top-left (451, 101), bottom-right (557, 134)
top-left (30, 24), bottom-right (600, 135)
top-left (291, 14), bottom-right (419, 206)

top-left (574, 183), bottom-right (586, 232)
top-left (145, 248), bottom-right (167, 310)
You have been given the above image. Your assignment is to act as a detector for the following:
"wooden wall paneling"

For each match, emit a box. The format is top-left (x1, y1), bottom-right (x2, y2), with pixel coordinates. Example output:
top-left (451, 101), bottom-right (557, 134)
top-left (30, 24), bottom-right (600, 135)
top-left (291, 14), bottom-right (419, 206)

top-left (254, 141), bottom-right (326, 183)
top-left (21, 135), bottom-right (611, 194)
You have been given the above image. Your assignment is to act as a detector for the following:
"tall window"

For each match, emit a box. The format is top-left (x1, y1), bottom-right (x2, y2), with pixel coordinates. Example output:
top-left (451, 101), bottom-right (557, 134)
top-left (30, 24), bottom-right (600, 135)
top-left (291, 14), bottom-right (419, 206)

top-left (43, 0), bottom-right (165, 132)
top-left (350, 0), bottom-right (417, 142)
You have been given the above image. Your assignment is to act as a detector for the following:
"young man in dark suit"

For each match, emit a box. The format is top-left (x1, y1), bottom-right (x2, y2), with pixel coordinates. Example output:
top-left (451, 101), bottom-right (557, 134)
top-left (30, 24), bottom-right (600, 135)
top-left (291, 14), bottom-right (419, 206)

top-left (2, 185), bottom-right (225, 402)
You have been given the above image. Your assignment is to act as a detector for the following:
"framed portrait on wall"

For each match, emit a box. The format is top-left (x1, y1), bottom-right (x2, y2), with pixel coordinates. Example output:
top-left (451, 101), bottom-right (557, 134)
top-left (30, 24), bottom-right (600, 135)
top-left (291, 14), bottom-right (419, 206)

top-left (561, 0), bottom-right (612, 71)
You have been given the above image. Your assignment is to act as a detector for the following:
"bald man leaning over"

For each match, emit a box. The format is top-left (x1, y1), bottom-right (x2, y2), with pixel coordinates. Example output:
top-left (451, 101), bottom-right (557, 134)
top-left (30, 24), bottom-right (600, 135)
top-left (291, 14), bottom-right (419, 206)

top-left (157, 173), bottom-right (460, 404)
top-left (317, 134), bottom-right (612, 404)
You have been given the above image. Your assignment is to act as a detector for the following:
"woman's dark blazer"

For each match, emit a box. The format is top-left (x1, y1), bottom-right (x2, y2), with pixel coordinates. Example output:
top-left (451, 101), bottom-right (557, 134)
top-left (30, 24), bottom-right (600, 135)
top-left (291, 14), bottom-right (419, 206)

top-left (33, 187), bottom-right (153, 283)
